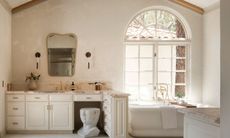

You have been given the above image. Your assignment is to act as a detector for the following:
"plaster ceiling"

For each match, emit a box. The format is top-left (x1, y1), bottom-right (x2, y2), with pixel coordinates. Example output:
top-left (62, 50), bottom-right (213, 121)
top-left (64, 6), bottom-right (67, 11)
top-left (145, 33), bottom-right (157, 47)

top-left (185, 0), bottom-right (219, 9)
top-left (5, 0), bottom-right (220, 10)
top-left (5, 0), bottom-right (32, 8)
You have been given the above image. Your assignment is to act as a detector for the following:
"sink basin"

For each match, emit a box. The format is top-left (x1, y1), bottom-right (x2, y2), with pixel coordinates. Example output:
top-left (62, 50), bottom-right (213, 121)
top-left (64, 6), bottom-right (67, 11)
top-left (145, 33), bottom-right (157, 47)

top-left (40, 91), bottom-right (74, 93)
top-left (25, 91), bottom-right (68, 93)
top-left (25, 90), bottom-right (101, 94)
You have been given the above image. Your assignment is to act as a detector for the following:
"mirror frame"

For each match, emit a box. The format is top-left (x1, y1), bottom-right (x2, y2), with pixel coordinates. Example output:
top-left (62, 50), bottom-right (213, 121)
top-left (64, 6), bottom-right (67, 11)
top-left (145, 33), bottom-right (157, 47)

top-left (46, 33), bottom-right (77, 77)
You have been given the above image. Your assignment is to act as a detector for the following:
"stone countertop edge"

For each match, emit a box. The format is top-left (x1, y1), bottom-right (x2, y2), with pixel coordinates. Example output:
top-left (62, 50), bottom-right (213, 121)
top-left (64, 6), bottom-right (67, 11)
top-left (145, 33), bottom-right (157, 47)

top-left (177, 108), bottom-right (220, 127)
top-left (6, 90), bottom-right (130, 97)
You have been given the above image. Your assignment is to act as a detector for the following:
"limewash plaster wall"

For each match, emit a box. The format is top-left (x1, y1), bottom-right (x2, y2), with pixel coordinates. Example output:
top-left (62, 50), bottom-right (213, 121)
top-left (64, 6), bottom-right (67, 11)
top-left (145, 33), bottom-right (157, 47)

top-left (202, 8), bottom-right (220, 106)
top-left (0, 1), bottom-right (11, 137)
top-left (221, 0), bottom-right (230, 137)
top-left (12, 0), bottom-right (203, 102)
top-left (0, 2), bottom-right (11, 85)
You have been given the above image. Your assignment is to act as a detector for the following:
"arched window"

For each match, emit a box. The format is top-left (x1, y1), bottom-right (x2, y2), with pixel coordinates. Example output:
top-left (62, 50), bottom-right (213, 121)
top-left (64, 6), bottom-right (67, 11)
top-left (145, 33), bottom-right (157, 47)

top-left (124, 9), bottom-right (190, 103)
top-left (126, 10), bottom-right (186, 40)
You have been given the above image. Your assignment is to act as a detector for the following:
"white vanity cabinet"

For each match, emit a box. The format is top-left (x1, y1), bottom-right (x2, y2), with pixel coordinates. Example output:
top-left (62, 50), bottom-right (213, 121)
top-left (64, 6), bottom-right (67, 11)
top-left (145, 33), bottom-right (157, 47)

top-left (25, 95), bottom-right (49, 130)
top-left (6, 91), bottom-right (129, 137)
top-left (25, 94), bottom-right (73, 130)
top-left (6, 93), bottom-right (74, 131)
top-left (49, 95), bottom-right (73, 130)
top-left (103, 95), bottom-right (112, 136)
top-left (184, 116), bottom-right (220, 138)
top-left (6, 94), bottom-right (25, 130)
top-left (103, 94), bottom-right (128, 138)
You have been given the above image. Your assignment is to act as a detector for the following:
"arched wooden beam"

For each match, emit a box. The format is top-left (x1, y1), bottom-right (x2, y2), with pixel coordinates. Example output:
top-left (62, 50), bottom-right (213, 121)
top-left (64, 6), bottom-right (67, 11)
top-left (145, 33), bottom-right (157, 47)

top-left (169, 0), bottom-right (205, 14)
top-left (12, 0), bottom-right (47, 14)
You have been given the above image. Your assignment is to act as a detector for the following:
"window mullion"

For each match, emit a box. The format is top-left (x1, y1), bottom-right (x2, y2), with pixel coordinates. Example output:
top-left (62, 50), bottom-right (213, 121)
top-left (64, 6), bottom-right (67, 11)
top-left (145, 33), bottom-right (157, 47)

top-left (138, 45), bottom-right (141, 101)
top-left (171, 46), bottom-right (174, 99)
top-left (185, 45), bottom-right (189, 99)
top-left (152, 44), bottom-right (155, 100)
top-left (155, 10), bottom-right (157, 38)
top-left (155, 43), bottom-right (158, 99)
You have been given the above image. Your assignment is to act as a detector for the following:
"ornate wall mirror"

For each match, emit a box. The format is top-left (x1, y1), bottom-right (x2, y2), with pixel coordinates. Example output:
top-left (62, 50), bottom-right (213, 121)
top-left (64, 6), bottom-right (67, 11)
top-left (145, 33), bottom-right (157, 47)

top-left (47, 33), bottom-right (77, 76)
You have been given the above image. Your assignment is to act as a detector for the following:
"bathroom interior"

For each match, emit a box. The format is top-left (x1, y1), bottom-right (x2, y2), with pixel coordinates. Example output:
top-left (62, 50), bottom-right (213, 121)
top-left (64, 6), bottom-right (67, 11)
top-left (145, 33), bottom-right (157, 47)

top-left (1, 0), bottom-right (230, 138)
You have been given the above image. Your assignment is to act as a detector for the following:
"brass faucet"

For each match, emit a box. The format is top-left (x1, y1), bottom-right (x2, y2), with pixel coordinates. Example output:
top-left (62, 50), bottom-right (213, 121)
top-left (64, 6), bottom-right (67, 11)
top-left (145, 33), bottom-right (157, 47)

top-left (56, 81), bottom-right (65, 92)
top-left (60, 81), bottom-right (63, 91)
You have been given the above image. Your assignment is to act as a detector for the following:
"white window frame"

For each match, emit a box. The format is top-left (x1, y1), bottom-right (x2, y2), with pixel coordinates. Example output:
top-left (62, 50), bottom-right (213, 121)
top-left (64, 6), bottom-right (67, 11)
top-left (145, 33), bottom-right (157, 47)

top-left (123, 40), bottom-right (191, 101)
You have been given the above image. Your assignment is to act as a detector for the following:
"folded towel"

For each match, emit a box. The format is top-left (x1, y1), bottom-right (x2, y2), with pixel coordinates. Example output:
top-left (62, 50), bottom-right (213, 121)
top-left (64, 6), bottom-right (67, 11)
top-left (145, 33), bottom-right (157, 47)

top-left (161, 107), bottom-right (177, 129)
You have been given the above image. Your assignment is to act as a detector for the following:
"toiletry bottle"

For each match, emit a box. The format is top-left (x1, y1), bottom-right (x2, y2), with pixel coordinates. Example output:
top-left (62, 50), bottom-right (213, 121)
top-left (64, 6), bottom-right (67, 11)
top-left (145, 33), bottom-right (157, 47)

top-left (95, 82), bottom-right (102, 91)
top-left (71, 81), bottom-right (75, 91)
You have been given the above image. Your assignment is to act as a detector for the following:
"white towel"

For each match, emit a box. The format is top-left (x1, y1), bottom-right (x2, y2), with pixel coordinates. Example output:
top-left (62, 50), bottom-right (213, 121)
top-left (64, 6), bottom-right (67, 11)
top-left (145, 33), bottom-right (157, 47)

top-left (161, 107), bottom-right (177, 129)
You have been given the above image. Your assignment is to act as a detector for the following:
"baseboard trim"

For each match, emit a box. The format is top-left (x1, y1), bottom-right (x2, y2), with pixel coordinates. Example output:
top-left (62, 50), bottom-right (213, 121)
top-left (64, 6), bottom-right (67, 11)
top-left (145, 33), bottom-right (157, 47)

top-left (6, 130), bottom-right (73, 134)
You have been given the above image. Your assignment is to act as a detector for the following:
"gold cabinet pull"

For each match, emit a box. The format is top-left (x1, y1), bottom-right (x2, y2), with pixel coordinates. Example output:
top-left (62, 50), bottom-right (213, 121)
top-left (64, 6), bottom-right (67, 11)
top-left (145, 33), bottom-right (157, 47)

top-left (13, 97), bottom-right (18, 99)
top-left (13, 107), bottom-right (18, 110)
top-left (50, 105), bottom-right (53, 110)
top-left (12, 122), bottom-right (18, 125)
top-left (47, 105), bottom-right (53, 110)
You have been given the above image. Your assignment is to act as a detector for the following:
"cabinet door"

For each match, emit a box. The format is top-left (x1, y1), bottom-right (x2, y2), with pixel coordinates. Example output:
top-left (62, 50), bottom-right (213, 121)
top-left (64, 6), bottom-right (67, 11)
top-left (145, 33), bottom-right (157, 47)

top-left (112, 98), bottom-right (128, 138)
top-left (26, 102), bottom-right (48, 130)
top-left (49, 102), bottom-right (73, 130)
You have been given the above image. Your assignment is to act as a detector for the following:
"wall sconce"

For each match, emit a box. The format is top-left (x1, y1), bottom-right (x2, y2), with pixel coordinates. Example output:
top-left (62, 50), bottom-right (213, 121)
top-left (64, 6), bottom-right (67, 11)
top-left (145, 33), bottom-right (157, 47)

top-left (35, 52), bottom-right (41, 69)
top-left (85, 52), bottom-right (92, 69)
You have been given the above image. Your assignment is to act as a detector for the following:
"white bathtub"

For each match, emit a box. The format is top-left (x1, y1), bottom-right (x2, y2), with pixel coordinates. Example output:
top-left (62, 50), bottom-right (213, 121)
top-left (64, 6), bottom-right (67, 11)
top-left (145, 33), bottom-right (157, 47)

top-left (129, 104), bottom-right (184, 137)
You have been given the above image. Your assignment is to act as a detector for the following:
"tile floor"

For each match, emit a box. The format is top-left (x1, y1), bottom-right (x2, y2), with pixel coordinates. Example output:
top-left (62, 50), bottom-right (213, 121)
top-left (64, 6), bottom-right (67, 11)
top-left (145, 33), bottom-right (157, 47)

top-left (3, 134), bottom-right (181, 138)
top-left (4, 134), bottom-right (109, 138)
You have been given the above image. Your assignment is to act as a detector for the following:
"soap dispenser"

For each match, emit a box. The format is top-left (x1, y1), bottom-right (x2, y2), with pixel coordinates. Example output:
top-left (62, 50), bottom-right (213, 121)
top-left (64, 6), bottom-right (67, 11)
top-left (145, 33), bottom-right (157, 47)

top-left (71, 81), bottom-right (75, 91)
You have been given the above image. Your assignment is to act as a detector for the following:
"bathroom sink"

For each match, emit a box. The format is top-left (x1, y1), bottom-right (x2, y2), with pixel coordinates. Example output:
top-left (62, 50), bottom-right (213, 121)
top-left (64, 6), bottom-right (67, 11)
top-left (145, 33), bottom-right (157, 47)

top-left (25, 90), bottom-right (101, 94)
top-left (25, 91), bottom-right (70, 94)
top-left (41, 91), bottom-right (74, 93)
top-left (72, 90), bottom-right (101, 94)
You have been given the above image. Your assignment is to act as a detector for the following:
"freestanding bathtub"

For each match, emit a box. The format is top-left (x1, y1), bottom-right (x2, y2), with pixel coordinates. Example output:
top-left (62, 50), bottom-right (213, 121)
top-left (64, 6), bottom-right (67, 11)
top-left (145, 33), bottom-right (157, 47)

top-left (129, 103), bottom-right (184, 137)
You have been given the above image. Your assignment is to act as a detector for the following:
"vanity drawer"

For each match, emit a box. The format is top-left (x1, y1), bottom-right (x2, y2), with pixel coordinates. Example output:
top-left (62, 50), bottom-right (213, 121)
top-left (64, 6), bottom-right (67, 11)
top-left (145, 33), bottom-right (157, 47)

top-left (26, 95), bottom-right (48, 102)
top-left (74, 94), bottom-right (102, 101)
top-left (7, 95), bottom-right (25, 102)
top-left (7, 102), bottom-right (25, 116)
top-left (7, 117), bottom-right (25, 130)
top-left (49, 94), bottom-right (73, 101)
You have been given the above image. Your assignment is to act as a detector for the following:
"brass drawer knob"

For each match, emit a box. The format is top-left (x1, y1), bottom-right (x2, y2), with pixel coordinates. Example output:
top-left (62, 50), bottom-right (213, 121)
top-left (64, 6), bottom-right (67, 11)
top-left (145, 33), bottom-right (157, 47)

top-left (13, 108), bottom-right (18, 110)
top-left (12, 122), bottom-right (18, 125)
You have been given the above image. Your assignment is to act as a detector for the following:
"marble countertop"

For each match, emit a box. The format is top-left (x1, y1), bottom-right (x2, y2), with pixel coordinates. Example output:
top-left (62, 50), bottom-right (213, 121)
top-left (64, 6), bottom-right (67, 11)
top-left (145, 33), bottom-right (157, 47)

top-left (6, 90), bottom-right (129, 97)
top-left (103, 90), bottom-right (130, 97)
top-left (178, 108), bottom-right (220, 127)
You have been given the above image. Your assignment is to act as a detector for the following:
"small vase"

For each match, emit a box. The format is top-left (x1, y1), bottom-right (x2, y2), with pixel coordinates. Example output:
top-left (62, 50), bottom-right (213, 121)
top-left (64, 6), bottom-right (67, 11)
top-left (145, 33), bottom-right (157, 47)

top-left (28, 80), bottom-right (38, 90)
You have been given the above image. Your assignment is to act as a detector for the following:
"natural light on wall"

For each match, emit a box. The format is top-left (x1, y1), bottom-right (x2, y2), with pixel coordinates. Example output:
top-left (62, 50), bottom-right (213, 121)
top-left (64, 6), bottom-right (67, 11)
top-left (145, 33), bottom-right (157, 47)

top-left (124, 9), bottom-right (189, 102)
